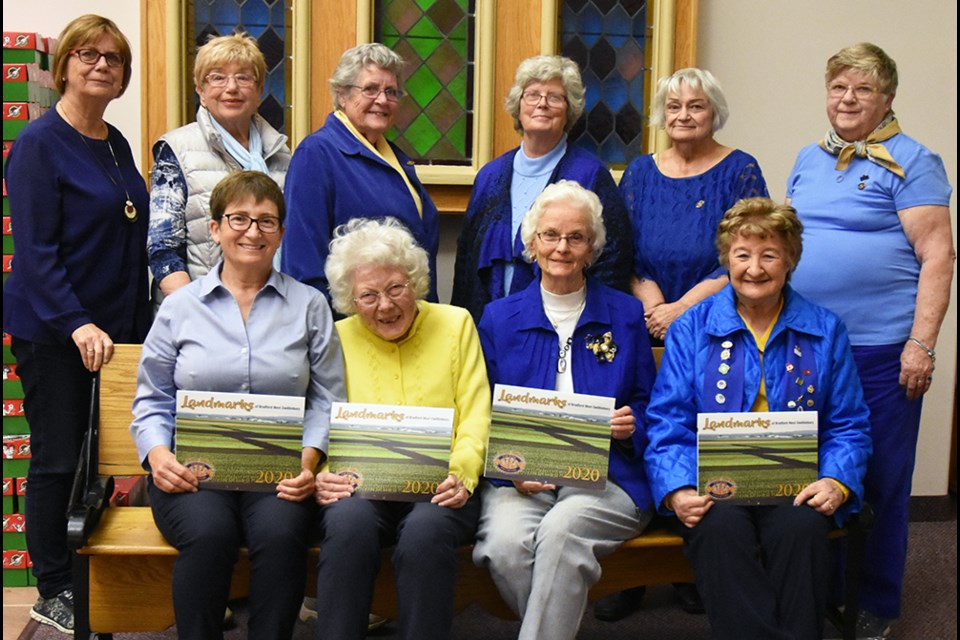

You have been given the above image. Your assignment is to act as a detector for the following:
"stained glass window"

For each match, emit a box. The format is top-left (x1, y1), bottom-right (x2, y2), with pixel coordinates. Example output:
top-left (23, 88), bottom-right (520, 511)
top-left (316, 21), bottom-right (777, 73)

top-left (375, 0), bottom-right (475, 166)
top-left (189, 0), bottom-right (290, 134)
top-left (561, 0), bottom-right (649, 166)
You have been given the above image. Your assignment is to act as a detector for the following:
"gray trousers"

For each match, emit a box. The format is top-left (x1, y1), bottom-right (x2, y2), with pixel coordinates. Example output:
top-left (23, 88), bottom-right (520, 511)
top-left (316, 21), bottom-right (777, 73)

top-left (473, 480), bottom-right (650, 640)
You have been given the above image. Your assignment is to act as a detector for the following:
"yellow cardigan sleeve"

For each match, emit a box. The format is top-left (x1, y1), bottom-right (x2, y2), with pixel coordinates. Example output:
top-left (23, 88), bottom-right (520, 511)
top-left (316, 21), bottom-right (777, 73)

top-left (447, 310), bottom-right (491, 494)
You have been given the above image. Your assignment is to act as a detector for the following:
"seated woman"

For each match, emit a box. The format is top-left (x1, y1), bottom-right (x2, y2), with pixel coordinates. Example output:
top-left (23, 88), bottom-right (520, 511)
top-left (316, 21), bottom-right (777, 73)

top-left (313, 218), bottom-right (490, 640)
top-left (473, 181), bottom-right (656, 640)
top-left (131, 171), bottom-right (345, 640)
top-left (644, 197), bottom-right (872, 640)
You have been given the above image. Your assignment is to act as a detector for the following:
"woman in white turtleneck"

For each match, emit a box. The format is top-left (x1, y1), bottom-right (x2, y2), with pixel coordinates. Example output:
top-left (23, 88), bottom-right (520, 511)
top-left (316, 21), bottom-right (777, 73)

top-left (472, 181), bottom-right (657, 640)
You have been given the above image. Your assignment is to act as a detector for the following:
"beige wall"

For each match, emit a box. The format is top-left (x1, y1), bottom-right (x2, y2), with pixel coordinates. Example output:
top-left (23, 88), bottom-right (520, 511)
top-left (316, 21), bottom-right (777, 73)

top-left (5, 0), bottom-right (956, 495)
top-left (697, 0), bottom-right (958, 496)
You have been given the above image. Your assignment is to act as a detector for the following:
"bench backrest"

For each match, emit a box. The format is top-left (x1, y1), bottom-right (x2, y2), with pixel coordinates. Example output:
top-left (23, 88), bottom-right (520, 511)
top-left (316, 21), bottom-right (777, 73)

top-left (97, 344), bottom-right (666, 477)
top-left (99, 344), bottom-right (146, 477)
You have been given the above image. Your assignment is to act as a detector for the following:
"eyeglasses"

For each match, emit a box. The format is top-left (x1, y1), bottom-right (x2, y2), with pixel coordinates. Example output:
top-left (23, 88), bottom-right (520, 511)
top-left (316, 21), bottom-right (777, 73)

top-left (70, 48), bottom-right (124, 68)
top-left (521, 91), bottom-right (567, 108)
top-left (827, 83), bottom-right (882, 100)
top-left (537, 231), bottom-right (589, 248)
top-left (349, 85), bottom-right (406, 102)
top-left (204, 72), bottom-right (258, 89)
top-left (354, 282), bottom-right (410, 308)
top-left (222, 213), bottom-right (281, 233)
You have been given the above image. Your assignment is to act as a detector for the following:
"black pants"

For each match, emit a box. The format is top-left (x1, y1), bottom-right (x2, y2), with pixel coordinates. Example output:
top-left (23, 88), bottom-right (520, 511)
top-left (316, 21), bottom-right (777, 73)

top-left (315, 496), bottom-right (480, 640)
top-left (149, 480), bottom-right (315, 640)
top-left (683, 502), bottom-right (832, 640)
top-left (12, 337), bottom-right (93, 598)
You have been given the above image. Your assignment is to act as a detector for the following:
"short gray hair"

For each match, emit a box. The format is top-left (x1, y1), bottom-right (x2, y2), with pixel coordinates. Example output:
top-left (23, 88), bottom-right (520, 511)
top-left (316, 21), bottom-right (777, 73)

top-left (325, 217), bottom-right (430, 315)
top-left (505, 55), bottom-right (585, 134)
top-left (520, 180), bottom-right (606, 265)
top-left (330, 43), bottom-right (406, 110)
top-left (649, 67), bottom-right (729, 132)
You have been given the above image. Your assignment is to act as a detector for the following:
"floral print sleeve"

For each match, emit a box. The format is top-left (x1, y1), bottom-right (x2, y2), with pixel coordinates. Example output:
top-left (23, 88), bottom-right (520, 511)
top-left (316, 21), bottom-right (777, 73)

top-left (147, 142), bottom-right (188, 282)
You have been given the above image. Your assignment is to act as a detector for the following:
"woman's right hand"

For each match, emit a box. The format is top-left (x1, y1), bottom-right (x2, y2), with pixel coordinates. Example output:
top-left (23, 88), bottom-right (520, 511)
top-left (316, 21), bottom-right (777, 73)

top-left (513, 480), bottom-right (556, 496)
top-left (147, 446), bottom-right (198, 494)
top-left (315, 471), bottom-right (355, 505)
top-left (667, 487), bottom-right (713, 528)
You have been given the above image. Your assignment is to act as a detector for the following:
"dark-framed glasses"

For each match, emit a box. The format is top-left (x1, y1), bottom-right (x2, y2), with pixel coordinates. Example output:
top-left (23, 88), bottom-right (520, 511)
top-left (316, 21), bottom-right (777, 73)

top-left (222, 213), bottom-right (281, 233)
top-left (70, 48), bottom-right (124, 68)
top-left (205, 72), bottom-right (258, 89)
top-left (354, 282), bottom-right (410, 308)
top-left (349, 85), bottom-right (406, 102)
top-left (537, 231), bottom-right (589, 248)
top-left (521, 91), bottom-right (567, 108)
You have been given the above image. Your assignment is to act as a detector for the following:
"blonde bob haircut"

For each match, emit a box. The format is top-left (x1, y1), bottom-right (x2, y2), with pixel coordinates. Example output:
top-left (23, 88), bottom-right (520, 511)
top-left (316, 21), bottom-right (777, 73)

top-left (520, 180), bottom-right (606, 265)
top-left (504, 55), bottom-right (586, 134)
top-left (825, 42), bottom-right (898, 95)
top-left (325, 217), bottom-right (430, 315)
top-left (716, 197), bottom-right (804, 274)
top-left (194, 33), bottom-right (267, 91)
top-left (649, 67), bottom-right (729, 132)
top-left (53, 14), bottom-right (133, 96)
top-left (330, 43), bottom-right (406, 110)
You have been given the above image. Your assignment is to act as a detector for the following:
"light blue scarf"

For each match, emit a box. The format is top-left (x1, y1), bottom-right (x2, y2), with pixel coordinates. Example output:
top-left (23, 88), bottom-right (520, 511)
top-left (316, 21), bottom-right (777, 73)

top-left (209, 115), bottom-right (269, 173)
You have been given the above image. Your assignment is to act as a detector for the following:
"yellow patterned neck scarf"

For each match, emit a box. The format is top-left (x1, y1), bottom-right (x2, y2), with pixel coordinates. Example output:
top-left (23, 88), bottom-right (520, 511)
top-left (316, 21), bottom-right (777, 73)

top-left (820, 112), bottom-right (905, 178)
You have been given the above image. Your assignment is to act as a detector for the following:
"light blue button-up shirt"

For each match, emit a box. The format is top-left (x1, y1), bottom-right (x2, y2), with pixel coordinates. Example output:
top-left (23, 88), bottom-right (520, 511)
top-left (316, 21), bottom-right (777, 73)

top-left (131, 263), bottom-right (346, 465)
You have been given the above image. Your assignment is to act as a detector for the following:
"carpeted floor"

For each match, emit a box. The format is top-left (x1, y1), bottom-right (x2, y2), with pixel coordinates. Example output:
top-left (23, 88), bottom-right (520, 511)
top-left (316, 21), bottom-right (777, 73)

top-left (23, 514), bottom-right (956, 639)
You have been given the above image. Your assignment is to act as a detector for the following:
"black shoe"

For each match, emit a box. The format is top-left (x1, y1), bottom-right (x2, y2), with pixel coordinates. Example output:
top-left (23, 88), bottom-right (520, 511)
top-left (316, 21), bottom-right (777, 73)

top-left (673, 582), bottom-right (705, 614)
top-left (30, 589), bottom-right (74, 634)
top-left (593, 586), bottom-right (646, 621)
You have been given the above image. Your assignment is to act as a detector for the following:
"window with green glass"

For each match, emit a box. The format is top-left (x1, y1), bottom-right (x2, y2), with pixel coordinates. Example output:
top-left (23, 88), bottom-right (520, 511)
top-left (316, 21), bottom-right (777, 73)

top-left (561, 0), bottom-right (649, 166)
top-left (375, 0), bottom-right (475, 166)
top-left (189, 0), bottom-right (291, 134)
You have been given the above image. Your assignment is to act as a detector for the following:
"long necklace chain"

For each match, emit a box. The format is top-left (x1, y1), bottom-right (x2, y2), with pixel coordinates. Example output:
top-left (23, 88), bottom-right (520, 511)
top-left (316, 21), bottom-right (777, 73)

top-left (57, 101), bottom-right (138, 222)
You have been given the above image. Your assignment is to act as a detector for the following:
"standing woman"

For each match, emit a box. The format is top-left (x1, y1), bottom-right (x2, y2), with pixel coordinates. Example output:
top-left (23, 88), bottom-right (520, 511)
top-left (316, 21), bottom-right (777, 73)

top-left (282, 44), bottom-right (440, 303)
top-left (452, 55), bottom-right (634, 323)
top-left (621, 68), bottom-right (768, 342)
top-left (787, 43), bottom-right (955, 637)
top-left (148, 33), bottom-right (290, 306)
top-left (2, 14), bottom-right (150, 633)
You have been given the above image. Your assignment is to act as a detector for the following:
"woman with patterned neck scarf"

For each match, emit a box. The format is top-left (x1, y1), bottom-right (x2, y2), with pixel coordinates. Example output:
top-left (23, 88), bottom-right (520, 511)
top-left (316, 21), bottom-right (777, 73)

top-left (786, 42), bottom-right (955, 639)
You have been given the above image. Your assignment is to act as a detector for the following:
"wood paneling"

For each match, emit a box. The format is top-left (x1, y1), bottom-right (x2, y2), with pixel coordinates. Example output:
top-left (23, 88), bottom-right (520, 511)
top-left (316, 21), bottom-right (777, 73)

top-left (492, 1), bottom-right (543, 158)
top-left (310, 0), bottom-right (358, 134)
top-left (141, 0), bottom-right (168, 176)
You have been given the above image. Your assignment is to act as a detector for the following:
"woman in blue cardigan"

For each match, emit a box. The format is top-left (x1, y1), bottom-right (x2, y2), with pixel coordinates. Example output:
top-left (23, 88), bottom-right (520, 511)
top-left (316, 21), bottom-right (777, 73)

top-left (474, 181), bottom-right (655, 640)
top-left (645, 197), bottom-right (872, 640)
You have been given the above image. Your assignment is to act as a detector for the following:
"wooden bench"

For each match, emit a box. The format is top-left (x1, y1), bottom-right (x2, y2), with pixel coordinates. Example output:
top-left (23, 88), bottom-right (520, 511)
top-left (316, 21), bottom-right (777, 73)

top-left (66, 344), bottom-right (865, 639)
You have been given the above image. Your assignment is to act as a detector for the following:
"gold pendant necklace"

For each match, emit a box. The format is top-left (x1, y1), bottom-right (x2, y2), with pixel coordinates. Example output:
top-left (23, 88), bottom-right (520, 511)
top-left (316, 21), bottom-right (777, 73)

top-left (57, 101), bottom-right (138, 222)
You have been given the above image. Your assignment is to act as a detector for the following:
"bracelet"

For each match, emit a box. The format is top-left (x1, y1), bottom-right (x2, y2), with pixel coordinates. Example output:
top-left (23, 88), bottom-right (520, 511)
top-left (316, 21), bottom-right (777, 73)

top-left (908, 337), bottom-right (936, 363)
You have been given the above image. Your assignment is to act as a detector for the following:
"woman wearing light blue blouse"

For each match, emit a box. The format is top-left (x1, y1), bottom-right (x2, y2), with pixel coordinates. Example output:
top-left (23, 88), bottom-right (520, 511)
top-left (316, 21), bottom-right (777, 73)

top-left (132, 172), bottom-right (344, 639)
top-left (147, 33), bottom-right (290, 307)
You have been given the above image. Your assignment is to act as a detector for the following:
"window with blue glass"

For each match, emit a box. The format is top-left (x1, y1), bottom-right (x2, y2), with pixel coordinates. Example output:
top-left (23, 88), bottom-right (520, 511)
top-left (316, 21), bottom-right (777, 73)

top-left (561, 0), bottom-right (649, 166)
top-left (375, 0), bottom-right (475, 166)
top-left (189, 0), bottom-right (290, 134)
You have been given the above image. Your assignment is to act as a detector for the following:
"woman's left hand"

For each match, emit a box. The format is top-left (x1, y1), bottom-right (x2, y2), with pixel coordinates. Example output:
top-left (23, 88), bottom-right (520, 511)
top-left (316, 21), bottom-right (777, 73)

top-left (610, 405), bottom-right (636, 440)
top-left (71, 323), bottom-right (114, 372)
top-left (645, 301), bottom-right (687, 340)
top-left (277, 468), bottom-right (316, 502)
top-left (794, 478), bottom-right (845, 516)
top-left (432, 473), bottom-right (470, 509)
top-left (899, 341), bottom-right (935, 400)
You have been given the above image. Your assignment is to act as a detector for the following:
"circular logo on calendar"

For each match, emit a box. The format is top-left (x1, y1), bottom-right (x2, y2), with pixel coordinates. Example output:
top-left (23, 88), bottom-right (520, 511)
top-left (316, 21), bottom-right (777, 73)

top-left (493, 451), bottom-right (526, 475)
top-left (337, 469), bottom-right (364, 490)
top-left (184, 459), bottom-right (214, 483)
top-left (706, 477), bottom-right (737, 500)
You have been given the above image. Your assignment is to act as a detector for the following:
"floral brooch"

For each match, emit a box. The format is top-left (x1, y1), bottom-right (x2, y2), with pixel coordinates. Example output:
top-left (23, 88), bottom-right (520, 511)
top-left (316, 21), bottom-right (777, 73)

top-left (585, 331), bottom-right (617, 363)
